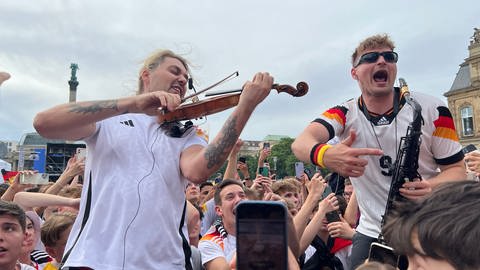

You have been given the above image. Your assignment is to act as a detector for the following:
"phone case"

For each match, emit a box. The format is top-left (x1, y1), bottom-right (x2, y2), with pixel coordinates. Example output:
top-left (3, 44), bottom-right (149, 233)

top-left (76, 148), bottom-right (87, 159)
top-left (236, 201), bottom-right (288, 270)
top-left (326, 210), bottom-right (341, 223)
top-left (368, 242), bottom-right (408, 269)
top-left (295, 162), bottom-right (304, 179)
top-left (20, 173), bottom-right (49, 185)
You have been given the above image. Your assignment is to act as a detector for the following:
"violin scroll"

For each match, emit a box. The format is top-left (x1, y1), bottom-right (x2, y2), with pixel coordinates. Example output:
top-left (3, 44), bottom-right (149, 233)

top-left (273, 81), bottom-right (309, 97)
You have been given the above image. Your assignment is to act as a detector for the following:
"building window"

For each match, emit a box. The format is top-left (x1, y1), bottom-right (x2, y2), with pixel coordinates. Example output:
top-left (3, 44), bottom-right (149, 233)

top-left (461, 106), bottom-right (474, 136)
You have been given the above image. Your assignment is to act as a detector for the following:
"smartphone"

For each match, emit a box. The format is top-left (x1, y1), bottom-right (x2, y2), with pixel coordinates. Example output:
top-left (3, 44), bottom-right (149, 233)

top-left (462, 144), bottom-right (477, 154)
top-left (238, 156), bottom-right (246, 164)
top-left (258, 167), bottom-right (269, 177)
top-left (321, 185), bottom-right (341, 223)
top-left (368, 242), bottom-right (408, 270)
top-left (76, 147), bottom-right (87, 160)
top-left (263, 142), bottom-right (270, 149)
top-left (236, 201), bottom-right (288, 270)
top-left (295, 162), bottom-right (304, 179)
top-left (20, 173), bottom-right (49, 185)
top-left (304, 167), bottom-right (313, 180)
top-left (322, 184), bottom-right (333, 199)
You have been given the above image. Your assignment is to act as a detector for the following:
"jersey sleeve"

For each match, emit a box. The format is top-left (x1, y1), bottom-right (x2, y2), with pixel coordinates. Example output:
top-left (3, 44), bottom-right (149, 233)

top-left (431, 105), bottom-right (464, 165)
top-left (312, 105), bottom-right (349, 141)
top-left (198, 230), bottom-right (226, 265)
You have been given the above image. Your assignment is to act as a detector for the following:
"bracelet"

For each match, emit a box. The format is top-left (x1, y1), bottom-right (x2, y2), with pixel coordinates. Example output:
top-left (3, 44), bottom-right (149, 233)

top-left (310, 143), bottom-right (332, 168)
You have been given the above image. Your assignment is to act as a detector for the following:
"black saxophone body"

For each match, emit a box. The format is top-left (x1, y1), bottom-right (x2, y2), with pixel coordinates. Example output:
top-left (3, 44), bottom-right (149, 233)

top-left (383, 78), bottom-right (423, 220)
top-left (371, 78), bottom-right (423, 270)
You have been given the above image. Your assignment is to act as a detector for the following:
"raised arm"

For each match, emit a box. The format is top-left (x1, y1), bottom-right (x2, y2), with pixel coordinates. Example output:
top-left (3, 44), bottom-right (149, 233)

top-left (344, 190), bottom-right (359, 227)
top-left (1, 172), bottom-right (34, 201)
top-left (299, 193), bottom-right (338, 254)
top-left (180, 72), bottom-right (273, 184)
top-left (45, 156), bottom-right (85, 195)
top-left (13, 192), bottom-right (80, 212)
top-left (293, 174), bottom-right (326, 240)
top-left (256, 147), bottom-right (270, 176)
top-left (223, 139), bottom-right (243, 180)
top-left (34, 91), bottom-right (181, 140)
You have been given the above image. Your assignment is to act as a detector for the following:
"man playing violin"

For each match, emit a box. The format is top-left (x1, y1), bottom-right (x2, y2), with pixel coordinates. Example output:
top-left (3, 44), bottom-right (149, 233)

top-left (34, 49), bottom-right (274, 269)
top-left (291, 34), bottom-right (465, 269)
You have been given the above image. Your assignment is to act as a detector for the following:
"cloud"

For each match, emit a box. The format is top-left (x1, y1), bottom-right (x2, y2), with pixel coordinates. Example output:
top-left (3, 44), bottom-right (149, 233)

top-left (0, 0), bottom-right (479, 142)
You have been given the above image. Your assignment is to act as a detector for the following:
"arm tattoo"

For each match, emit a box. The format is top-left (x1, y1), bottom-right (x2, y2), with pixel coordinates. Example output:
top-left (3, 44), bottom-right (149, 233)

top-left (204, 116), bottom-right (239, 169)
top-left (68, 100), bottom-right (123, 114)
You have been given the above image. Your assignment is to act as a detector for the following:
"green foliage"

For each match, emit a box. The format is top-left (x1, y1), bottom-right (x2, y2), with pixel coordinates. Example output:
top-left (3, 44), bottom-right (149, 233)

top-left (210, 137), bottom-right (330, 181)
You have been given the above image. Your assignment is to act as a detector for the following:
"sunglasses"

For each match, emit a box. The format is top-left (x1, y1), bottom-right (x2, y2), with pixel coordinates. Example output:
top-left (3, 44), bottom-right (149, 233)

top-left (354, 51), bottom-right (398, 67)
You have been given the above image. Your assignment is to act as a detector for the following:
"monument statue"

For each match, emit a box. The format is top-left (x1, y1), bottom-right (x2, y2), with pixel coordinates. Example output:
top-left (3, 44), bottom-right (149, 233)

top-left (470, 27), bottom-right (480, 45)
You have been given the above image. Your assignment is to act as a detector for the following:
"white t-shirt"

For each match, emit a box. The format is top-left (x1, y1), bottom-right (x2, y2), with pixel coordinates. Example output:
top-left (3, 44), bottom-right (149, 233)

top-left (198, 226), bottom-right (236, 265)
top-left (63, 114), bottom-right (207, 269)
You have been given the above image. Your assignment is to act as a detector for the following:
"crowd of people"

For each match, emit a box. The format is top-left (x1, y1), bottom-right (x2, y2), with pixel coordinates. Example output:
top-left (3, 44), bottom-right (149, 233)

top-left (1, 33), bottom-right (479, 270)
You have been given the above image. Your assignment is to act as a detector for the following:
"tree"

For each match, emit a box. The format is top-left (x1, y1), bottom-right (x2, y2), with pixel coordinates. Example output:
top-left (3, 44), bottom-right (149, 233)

top-left (210, 137), bottom-right (329, 182)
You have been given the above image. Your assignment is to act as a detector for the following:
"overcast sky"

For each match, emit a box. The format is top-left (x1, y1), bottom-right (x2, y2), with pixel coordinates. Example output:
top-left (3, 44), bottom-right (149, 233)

top-left (0, 1), bottom-right (479, 142)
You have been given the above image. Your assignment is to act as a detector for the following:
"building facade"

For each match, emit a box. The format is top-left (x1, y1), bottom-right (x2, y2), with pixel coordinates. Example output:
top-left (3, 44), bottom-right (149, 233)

top-left (444, 28), bottom-right (480, 147)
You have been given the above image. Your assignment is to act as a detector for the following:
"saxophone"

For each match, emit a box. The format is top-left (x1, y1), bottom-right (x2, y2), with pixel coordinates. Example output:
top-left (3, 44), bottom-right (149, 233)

top-left (380, 78), bottom-right (423, 234)
top-left (372, 79), bottom-right (422, 270)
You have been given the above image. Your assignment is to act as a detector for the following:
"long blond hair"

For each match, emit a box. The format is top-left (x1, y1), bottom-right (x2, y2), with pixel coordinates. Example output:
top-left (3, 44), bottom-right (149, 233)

top-left (137, 49), bottom-right (190, 94)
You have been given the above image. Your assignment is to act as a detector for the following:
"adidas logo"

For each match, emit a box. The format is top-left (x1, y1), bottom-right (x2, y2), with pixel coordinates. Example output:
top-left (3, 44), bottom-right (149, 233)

top-left (376, 116), bottom-right (389, 126)
top-left (120, 120), bottom-right (135, 127)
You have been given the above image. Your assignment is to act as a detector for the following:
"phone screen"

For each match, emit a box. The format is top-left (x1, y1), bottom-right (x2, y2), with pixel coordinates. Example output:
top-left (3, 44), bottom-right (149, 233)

top-left (368, 242), bottom-right (409, 269)
top-left (462, 144), bottom-right (477, 154)
top-left (238, 157), bottom-right (246, 164)
top-left (295, 162), bottom-right (304, 179)
top-left (263, 142), bottom-right (270, 149)
top-left (259, 167), bottom-right (269, 177)
top-left (236, 201), bottom-right (287, 270)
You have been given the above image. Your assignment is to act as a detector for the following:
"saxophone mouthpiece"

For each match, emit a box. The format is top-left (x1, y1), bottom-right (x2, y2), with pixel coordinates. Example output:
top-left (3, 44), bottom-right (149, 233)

top-left (398, 78), bottom-right (407, 88)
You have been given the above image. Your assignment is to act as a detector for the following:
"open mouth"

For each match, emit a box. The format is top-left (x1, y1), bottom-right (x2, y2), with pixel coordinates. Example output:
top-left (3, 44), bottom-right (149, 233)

top-left (170, 84), bottom-right (183, 95)
top-left (373, 70), bottom-right (388, 83)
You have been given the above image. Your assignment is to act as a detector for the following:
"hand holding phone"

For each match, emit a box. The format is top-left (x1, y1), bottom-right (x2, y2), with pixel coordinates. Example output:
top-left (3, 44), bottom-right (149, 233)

top-left (263, 142), bottom-right (270, 150)
top-left (258, 167), bottom-right (269, 177)
top-left (76, 148), bottom-right (87, 160)
top-left (236, 201), bottom-right (288, 270)
top-left (294, 162), bottom-right (304, 179)
top-left (20, 173), bottom-right (49, 185)
top-left (320, 190), bottom-right (340, 223)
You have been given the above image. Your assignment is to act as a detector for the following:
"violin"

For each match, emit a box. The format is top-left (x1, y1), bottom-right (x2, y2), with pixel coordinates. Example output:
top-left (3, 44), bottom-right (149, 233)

top-left (157, 81), bottom-right (309, 124)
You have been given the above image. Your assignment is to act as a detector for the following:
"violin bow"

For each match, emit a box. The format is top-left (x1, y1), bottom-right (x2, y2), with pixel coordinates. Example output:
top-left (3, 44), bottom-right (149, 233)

top-left (181, 71), bottom-right (239, 103)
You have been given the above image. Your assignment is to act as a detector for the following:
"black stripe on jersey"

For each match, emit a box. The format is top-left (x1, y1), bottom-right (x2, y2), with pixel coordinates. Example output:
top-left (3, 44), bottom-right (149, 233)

top-left (434, 150), bottom-right (464, 166)
top-left (312, 118), bottom-right (335, 141)
top-left (437, 106), bottom-right (453, 118)
top-left (31, 250), bottom-right (53, 264)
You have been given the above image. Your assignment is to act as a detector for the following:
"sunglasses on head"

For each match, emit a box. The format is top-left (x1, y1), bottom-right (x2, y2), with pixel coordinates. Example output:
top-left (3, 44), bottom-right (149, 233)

top-left (354, 51), bottom-right (398, 67)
